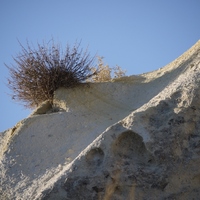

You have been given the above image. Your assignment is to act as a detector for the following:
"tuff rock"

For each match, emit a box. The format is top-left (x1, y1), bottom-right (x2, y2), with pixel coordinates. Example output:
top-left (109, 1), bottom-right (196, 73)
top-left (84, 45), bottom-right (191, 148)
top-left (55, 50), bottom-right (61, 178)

top-left (1, 41), bottom-right (200, 200)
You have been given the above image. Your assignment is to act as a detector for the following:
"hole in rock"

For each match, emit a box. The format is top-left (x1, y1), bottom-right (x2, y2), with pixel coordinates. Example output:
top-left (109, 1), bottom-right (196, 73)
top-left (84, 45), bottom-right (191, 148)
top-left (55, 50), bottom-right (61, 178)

top-left (85, 147), bottom-right (104, 167)
top-left (112, 131), bottom-right (154, 163)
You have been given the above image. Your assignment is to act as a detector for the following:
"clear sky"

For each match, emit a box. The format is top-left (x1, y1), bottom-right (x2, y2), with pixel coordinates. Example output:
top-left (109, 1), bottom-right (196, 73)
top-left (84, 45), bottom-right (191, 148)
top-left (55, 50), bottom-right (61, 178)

top-left (0, 0), bottom-right (200, 132)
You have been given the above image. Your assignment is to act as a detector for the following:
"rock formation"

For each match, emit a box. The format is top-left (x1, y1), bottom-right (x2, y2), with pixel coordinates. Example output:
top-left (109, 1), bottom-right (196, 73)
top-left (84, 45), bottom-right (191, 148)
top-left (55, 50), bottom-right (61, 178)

top-left (0, 40), bottom-right (200, 199)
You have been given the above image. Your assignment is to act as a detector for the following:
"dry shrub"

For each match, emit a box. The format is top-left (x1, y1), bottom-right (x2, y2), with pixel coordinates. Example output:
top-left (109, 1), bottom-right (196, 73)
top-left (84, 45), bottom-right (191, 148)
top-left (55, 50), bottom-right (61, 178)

top-left (6, 41), bottom-right (96, 108)
top-left (89, 56), bottom-right (126, 82)
top-left (113, 65), bottom-right (126, 79)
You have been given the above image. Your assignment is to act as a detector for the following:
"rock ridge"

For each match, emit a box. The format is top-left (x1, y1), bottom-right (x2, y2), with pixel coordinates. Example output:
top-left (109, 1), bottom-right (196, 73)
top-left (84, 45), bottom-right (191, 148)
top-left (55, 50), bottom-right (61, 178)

top-left (0, 40), bottom-right (200, 199)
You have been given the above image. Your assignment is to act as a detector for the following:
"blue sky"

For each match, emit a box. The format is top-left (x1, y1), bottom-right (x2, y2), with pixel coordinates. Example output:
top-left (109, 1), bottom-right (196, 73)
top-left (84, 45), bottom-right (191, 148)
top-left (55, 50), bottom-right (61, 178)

top-left (0, 0), bottom-right (200, 132)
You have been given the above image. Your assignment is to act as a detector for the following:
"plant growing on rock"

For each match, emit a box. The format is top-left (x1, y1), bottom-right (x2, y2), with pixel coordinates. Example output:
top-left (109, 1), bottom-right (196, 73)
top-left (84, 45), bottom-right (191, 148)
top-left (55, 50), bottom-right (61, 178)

top-left (6, 41), bottom-right (97, 108)
top-left (88, 56), bottom-right (126, 82)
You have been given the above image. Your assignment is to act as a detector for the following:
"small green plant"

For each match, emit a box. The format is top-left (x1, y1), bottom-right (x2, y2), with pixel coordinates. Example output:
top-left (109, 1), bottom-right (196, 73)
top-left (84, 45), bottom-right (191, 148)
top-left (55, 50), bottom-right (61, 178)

top-left (6, 41), bottom-right (96, 108)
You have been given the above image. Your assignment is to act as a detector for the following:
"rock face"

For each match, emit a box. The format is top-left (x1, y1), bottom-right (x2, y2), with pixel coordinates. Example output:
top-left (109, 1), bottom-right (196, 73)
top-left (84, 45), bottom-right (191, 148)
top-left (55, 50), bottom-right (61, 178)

top-left (1, 40), bottom-right (200, 200)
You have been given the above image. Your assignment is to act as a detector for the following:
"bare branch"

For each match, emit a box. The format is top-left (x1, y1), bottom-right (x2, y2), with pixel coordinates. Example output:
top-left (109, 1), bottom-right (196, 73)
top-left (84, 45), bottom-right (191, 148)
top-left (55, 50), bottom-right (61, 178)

top-left (6, 40), bottom-right (96, 108)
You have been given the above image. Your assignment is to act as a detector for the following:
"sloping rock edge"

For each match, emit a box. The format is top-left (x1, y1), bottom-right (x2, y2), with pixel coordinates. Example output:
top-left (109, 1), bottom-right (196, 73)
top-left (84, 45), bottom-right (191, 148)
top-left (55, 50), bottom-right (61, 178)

top-left (0, 40), bottom-right (200, 199)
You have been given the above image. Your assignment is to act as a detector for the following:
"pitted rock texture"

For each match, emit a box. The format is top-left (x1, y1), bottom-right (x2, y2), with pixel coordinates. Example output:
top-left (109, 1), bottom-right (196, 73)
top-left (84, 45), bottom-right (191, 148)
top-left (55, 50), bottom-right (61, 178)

top-left (0, 40), bottom-right (200, 200)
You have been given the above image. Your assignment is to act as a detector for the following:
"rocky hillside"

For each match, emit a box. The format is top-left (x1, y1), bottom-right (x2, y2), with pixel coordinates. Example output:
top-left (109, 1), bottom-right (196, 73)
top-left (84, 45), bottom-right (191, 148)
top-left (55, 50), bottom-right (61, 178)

top-left (0, 40), bottom-right (200, 199)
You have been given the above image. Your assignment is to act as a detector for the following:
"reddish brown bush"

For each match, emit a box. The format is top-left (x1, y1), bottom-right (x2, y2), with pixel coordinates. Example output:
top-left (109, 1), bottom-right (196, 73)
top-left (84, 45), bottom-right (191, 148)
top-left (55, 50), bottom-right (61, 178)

top-left (6, 41), bottom-right (96, 108)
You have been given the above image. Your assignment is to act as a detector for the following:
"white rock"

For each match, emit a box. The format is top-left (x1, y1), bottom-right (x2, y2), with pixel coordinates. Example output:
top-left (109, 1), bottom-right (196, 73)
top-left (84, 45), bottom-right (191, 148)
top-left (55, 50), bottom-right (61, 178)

top-left (1, 40), bottom-right (200, 200)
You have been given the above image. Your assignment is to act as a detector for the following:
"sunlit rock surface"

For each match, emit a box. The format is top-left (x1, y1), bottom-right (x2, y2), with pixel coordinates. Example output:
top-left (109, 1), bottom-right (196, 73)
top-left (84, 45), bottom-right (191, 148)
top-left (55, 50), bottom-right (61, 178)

top-left (0, 40), bottom-right (200, 199)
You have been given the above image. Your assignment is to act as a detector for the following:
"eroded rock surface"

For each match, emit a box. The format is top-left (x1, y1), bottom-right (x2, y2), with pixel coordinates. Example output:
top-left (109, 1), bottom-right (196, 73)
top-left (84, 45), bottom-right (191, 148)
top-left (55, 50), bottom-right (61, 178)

top-left (1, 40), bottom-right (200, 199)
